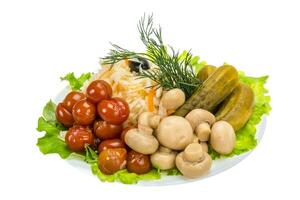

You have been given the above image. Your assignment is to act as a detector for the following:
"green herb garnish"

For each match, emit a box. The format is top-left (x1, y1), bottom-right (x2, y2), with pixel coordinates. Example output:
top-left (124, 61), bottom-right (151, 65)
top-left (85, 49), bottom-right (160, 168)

top-left (102, 15), bottom-right (202, 98)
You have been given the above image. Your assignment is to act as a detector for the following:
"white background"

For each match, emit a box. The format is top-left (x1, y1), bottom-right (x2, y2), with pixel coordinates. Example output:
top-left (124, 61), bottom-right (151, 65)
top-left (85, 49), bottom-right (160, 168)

top-left (0, 0), bottom-right (299, 199)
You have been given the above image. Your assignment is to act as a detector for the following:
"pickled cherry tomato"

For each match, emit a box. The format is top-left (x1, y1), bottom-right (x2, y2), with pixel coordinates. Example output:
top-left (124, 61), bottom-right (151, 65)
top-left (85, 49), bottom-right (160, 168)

top-left (86, 80), bottom-right (112, 103)
top-left (127, 150), bottom-right (151, 174)
top-left (97, 97), bottom-right (129, 125)
top-left (62, 91), bottom-right (86, 112)
top-left (98, 139), bottom-right (125, 152)
top-left (72, 100), bottom-right (96, 125)
top-left (98, 148), bottom-right (127, 174)
top-left (65, 126), bottom-right (94, 152)
top-left (93, 120), bottom-right (122, 140)
top-left (56, 103), bottom-right (74, 127)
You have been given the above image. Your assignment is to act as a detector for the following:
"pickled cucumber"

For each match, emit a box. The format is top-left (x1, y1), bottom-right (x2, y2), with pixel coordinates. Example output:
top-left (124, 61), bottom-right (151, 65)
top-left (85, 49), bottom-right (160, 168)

top-left (215, 83), bottom-right (254, 131)
top-left (197, 65), bottom-right (217, 82)
top-left (175, 65), bottom-right (239, 116)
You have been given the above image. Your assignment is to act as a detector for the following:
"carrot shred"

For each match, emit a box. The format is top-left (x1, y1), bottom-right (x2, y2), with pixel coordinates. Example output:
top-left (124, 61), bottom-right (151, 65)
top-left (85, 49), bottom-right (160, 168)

top-left (147, 89), bottom-right (155, 112)
top-left (124, 59), bottom-right (129, 66)
top-left (167, 109), bottom-right (175, 115)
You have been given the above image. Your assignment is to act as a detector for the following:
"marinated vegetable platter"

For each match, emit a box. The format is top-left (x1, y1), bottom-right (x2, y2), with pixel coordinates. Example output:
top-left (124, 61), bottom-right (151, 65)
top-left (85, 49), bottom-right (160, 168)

top-left (36, 15), bottom-right (271, 184)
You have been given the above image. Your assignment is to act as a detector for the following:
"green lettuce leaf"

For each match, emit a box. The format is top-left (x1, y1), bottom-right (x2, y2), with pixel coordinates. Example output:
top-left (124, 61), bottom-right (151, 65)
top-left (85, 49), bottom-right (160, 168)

top-left (37, 133), bottom-right (72, 159)
top-left (60, 72), bottom-right (91, 91)
top-left (36, 100), bottom-right (72, 159)
top-left (165, 168), bottom-right (182, 176)
top-left (209, 73), bottom-right (271, 159)
top-left (179, 50), bottom-right (207, 74)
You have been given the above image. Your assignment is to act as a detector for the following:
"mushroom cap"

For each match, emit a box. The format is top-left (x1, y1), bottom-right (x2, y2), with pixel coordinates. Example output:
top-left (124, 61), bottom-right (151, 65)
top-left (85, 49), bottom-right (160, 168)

top-left (183, 143), bottom-right (204, 162)
top-left (161, 88), bottom-right (185, 110)
top-left (150, 147), bottom-right (177, 170)
top-left (125, 128), bottom-right (159, 154)
top-left (138, 124), bottom-right (153, 135)
top-left (176, 151), bottom-right (212, 179)
top-left (185, 109), bottom-right (216, 130)
top-left (210, 121), bottom-right (236, 155)
top-left (157, 116), bottom-right (194, 150)
top-left (195, 122), bottom-right (211, 141)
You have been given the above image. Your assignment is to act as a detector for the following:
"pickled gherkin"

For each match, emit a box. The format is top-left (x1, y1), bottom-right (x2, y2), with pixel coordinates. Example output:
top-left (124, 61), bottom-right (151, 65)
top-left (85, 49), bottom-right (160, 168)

top-left (197, 65), bottom-right (217, 82)
top-left (215, 83), bottom-right (254, 131)
top-left (174, 65), bottom-right (239, 116)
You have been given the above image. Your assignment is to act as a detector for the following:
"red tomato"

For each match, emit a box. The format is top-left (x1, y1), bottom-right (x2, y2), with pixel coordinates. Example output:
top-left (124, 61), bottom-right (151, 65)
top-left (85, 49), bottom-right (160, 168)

top-left (127, 150), bottom-right (151, 174)
top-left (65, 126), bottom-right (94, 152)
top-left (72, 100), bottom-right (96, 125)
top-left (56, 103), bottom-right (74, 127)
top-left (86, 80), bottom-right (112, 104)
top-left (93, 120), bottom-right (122, 140)
top-left (97, 97), bottom-right (129, 125)
top-left (98, 148), bottom-right (127, 174)
top-left (98, 139), bottom-right (125, 152)
top-left (62, 91), bottom-right (86, 112)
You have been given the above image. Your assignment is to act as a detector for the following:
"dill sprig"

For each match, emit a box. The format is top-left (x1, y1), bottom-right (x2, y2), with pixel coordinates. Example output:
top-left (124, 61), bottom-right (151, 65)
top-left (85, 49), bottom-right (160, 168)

top-left (102, 14), bottom-right (201, 98)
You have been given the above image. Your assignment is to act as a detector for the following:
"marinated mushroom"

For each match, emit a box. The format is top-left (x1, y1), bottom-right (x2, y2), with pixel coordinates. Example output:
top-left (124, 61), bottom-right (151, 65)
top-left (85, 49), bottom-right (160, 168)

top-left (150, 146), bottom-right (177, 170)
top-left (176, 143), bottom-right (212, 178)
top-left (185, 109), bottom-right (216, 142)
top-left (161, 88), bottom-right (185, 110)
top-left (138, 124), bottom-right (153, 135)
top-left (138, 112), bottom-right (155, 127)
top-left (210, 121), bottom-right (236, 155)
top-left (124, 128), bottom-right (159, 154)
top-left (185, 109), bottom-right (216, 130)
top-left (138, 112), bottom-right (161, 132)
top-left (156, 116), bottom-right (193, 150)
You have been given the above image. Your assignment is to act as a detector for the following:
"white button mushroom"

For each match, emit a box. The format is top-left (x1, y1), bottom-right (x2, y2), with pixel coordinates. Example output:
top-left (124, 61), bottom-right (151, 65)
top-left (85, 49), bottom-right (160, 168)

top-left (150, 146), bottom-right (177, 170)
top-left (125, 128), bottom-right (159, 155)
top-left (185, 109), bottom-right (216, 142)
top-left (185, 109), bottom-right (216, 130)
top-left (156, 116), bottom-right (194, 150)
top-left (138, 112), bottom-right (155, 127)
top-left (161, 88), bottom-right (185, 110)
top-left (210, 121), bottom-right (236, 155)
top-left (138, 112), bottom-right (161, 130)
top-left (176, 143), bottom-right (212, 178)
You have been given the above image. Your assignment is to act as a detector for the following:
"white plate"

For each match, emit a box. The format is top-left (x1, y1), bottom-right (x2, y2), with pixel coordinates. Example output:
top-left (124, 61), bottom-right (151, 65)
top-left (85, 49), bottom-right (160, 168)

top-left (55, 87), bottom-right (266, 186)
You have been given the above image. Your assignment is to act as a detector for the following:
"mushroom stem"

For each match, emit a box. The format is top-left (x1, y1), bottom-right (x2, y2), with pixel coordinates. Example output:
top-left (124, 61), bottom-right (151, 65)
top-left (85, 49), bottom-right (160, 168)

top-left (149, 115), bottom-right (161, 129)
top-left (200, 142), bottom-right (208, 153)
top-left (196, 122), bottom-right (211, 142)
